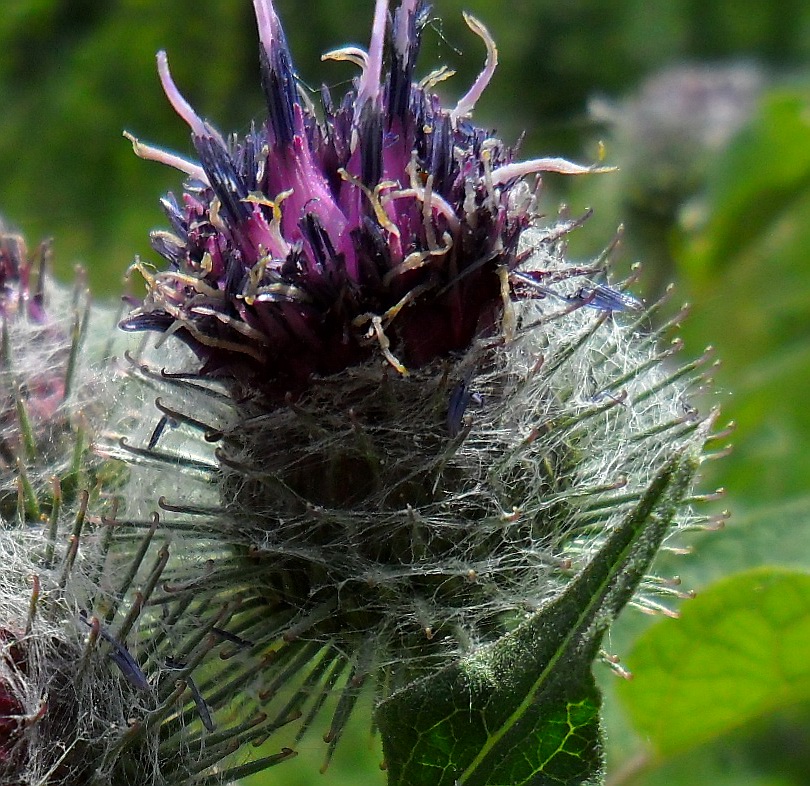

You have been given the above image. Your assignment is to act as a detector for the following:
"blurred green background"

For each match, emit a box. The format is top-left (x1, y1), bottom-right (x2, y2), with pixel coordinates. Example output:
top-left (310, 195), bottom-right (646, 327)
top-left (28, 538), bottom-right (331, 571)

top-left (3, 1), bottom-right (810, 784)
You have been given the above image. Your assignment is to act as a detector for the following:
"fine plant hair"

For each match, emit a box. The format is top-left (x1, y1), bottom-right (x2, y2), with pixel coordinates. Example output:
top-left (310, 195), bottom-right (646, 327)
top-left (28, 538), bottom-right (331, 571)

top-left (0, 0), bottom-right (726, 784)
top-left (98, 220), bottom-right (716, 774)
top-left (0, 246), bottom-right (163, 784)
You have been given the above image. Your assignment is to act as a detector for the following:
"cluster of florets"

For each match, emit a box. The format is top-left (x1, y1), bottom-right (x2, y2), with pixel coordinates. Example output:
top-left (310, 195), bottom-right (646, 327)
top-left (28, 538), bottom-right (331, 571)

top-left (122, 0), bottom-right (601, 400)
top-left (0, 233), bottom-right (61, 432)
top-left (0, 231), bottom-right (49, 324)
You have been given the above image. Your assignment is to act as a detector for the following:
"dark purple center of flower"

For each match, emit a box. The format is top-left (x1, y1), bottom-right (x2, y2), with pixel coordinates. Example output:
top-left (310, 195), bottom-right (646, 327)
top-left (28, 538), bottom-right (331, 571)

top-left (122, 0), bottom-right (598, 400)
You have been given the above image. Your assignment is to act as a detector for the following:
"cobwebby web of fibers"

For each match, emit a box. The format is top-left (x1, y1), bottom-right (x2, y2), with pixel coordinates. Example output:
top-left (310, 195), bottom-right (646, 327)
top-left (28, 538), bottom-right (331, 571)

top-left (0, 529), bottom-right (154, 786)
top-left (0, 250), bottom-right (167, 785)
top-left (103, 216), bottom-right (715, 774)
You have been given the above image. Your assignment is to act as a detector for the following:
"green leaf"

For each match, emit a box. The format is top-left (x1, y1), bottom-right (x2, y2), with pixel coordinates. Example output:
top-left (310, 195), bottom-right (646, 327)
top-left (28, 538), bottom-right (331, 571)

top-left (673, 85), bottom-right (810, 507)
top-left (667, 495), bottom-right (810, 588)
top-left (682, 86), bottom-right (810, 282)
top-left (378, 452), bottom-right (697, 786)
top-left (618, 568), bottom-right (810, 757)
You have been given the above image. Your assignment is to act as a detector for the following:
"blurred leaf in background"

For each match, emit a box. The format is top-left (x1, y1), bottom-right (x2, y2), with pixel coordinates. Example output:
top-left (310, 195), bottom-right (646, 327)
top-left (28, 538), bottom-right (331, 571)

top-left (621, 569), bottom-right (810, 758)
top-left (604, 78), bottom-right (810, 786)
top-left (578, 47), bottom-right (810, 786)
top-left (677, 84), bottom-right (810, 509)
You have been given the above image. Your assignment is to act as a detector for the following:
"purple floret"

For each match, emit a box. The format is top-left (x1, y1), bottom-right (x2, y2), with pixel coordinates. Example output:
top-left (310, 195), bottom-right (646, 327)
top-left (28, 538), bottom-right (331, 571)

top-left (122, 0), bottom-right (599, 401)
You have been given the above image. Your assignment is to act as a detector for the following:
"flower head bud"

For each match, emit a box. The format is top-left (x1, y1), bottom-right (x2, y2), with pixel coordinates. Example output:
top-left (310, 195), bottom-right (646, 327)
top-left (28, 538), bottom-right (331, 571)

top-left (0, 229), bottom-right (85, 521)
top-left (0, 234), bottom-right (163, 785)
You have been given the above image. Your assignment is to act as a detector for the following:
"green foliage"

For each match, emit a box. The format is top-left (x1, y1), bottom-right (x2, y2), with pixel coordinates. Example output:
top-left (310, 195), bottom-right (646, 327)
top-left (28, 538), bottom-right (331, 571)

top-left (620, 569), bottom-right (810, 756)
top-left (602, 79), bottom-right (810, 786)
top-left (675, 83), bottom-right (810, 508)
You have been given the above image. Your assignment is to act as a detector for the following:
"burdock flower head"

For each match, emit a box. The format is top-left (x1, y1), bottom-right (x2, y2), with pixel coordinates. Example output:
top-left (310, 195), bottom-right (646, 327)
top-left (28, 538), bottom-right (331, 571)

top-left (0, 234), bottom-right (165, 786)
top-left (114, 0), bottom-right (723, 781)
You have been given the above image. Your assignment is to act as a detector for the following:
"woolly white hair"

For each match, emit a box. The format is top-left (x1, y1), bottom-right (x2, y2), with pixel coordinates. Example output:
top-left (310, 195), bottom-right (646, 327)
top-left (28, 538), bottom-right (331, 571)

top-left (88, 217), bottom-right (719, 777)
top-left (0, 212), bottom-right (723, 785)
